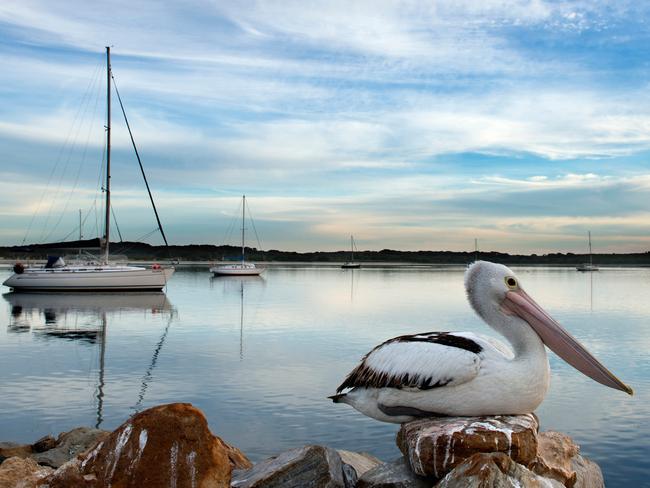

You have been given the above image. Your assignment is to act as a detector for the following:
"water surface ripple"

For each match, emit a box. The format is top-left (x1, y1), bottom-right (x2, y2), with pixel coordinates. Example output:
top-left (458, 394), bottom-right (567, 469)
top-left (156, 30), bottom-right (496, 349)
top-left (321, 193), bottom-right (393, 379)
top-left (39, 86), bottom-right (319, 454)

top-left (0, 266), bottom-right (647, 486)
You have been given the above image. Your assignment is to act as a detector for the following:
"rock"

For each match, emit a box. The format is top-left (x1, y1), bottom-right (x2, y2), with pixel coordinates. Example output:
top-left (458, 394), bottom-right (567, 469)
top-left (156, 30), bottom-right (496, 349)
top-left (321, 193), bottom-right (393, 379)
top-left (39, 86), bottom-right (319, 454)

top-left (0, 456), bottom-right (54, 488)
top-left (435, 452), bottom-right (564, 488)
top-left (32, 427), bottom-right (109, 468)
top-left (337, 450), bottom-right (382, 478)
top-left (231, 445), bottom-right (345, 488)
top-left (342, 462), bottom-right (358, 487)
top-left (528, 431), bottom-right (604, 488)
top-left (356, 457), bottom-right (433, 488)
top-left (46, 402), bottom-right (244, 488)
top-left (397, 414), bottom-right (538, 478)
top-left (32, 435), bottom-right (57, 453)
top-left (217, 437), bottom-right (253, 470)
top-left (0, 442), bottom-right (33, 459)
top-left (529, 431), bottom-right (579, 486)
top-left (571, 454), bottom-right (604, 488)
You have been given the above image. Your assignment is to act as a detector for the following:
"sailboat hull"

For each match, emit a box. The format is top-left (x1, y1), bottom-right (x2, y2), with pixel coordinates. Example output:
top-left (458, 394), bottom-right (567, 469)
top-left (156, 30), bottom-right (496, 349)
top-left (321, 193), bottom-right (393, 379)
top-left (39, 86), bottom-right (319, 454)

top-left (576, 265), bottom-right (599, 272)
top-left (341, 263), bottom-right (360, 269)
top-left (3, 266), bottom-right (174, 291)
top-left (210, 263), bottom-right (264, 276)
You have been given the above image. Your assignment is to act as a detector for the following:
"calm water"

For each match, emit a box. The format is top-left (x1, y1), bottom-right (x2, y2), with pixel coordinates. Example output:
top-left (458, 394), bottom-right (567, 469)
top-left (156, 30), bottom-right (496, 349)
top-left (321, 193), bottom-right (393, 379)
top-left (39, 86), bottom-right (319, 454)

top-left (0, 266), bottom-right (648, 486)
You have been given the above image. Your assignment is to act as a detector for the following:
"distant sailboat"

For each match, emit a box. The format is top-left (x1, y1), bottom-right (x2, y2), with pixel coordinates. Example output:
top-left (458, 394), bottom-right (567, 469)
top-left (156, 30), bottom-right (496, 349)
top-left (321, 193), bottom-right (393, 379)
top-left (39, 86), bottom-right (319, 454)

top-left (341, 235), bottom-right (361, 269)
top-left (210, 195), bottom-right (264, 276)
top-left (3, 47), bottom-right (174, 291)
top-left (576, 231), bottom-right (599, 272)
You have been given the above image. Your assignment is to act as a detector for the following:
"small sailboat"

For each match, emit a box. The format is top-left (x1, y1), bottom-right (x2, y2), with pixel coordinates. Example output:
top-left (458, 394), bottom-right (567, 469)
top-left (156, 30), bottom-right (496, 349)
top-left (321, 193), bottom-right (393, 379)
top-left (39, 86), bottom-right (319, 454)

top-left (210, 195), bottom-right (264, 276)
top-left (341, 235), bottom-right (361, 269)
top-left (576, 231), bottom-right (599, 272)
top-left (3, 47), bottom-right (174, 291)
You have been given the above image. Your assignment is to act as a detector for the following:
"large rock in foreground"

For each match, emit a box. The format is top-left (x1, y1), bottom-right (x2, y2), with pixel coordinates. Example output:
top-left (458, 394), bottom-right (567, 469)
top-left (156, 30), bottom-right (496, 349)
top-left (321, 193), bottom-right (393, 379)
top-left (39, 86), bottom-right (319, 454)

top-left (46, 403), bottom-right (251, 488)
top-left (397, 414), bottom-right (538, 478)
top-left (231, 445), bottom-right (345, 488)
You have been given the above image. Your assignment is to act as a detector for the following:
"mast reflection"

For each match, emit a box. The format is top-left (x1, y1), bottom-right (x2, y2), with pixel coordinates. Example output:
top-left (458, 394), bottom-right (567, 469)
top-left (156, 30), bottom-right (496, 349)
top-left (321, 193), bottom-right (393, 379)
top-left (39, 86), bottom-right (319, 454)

top-left (3, 292), bottom-right (175, 427)
top-left (210, 275), bottom-right (265, 359)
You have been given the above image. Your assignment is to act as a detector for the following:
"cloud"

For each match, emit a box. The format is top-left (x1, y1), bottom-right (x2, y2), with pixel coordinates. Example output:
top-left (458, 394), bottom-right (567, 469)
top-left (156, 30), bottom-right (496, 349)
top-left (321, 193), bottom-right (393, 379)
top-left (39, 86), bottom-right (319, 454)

top-left (2, 1), bottom-right (650, 253)
top-left (3, 169), bottom-right (650, 253)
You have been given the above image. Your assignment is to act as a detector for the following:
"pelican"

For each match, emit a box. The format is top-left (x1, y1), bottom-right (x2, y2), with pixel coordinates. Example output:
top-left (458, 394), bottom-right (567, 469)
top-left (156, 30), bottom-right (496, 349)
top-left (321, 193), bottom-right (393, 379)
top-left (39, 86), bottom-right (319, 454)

top-left (330, 261), bottom-right (632, 423)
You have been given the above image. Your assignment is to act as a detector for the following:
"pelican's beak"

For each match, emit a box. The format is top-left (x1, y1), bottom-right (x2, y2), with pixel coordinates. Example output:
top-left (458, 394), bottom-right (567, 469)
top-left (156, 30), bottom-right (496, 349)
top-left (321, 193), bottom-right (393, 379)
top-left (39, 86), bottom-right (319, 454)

top-left (502, 289), bottom-right (633, 395)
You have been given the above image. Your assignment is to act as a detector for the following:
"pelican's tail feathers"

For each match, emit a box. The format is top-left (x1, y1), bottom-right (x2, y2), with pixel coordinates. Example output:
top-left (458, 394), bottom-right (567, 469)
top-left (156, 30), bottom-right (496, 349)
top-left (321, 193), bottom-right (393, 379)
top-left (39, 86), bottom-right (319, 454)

top-left (328, 393), bottom-right (347, 403)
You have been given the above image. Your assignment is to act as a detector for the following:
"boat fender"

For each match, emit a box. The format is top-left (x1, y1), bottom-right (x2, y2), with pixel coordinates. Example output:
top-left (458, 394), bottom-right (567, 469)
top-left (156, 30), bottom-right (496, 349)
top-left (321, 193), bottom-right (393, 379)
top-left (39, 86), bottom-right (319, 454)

top-left (152, 263), bottom-right (161, 270)
top-left (13, 263), bottom-right (25, 274)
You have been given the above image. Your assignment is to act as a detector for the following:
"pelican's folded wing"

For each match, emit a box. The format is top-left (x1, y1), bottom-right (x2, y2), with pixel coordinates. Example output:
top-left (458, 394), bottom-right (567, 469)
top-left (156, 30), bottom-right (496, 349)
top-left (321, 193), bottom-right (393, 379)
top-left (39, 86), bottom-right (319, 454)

top-left (336, 332), bottom-right (483, 392)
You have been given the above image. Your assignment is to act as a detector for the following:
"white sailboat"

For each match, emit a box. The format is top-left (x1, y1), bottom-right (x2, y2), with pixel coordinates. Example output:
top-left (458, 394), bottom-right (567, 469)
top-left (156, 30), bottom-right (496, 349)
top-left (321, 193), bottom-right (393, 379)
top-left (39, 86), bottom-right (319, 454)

top-left (341, 235), bottom-right (361, 269)
top-left (210, 195), bottom-right (264, 276)
top-left (576, 231), bottom-right (599, 272)
top-left (3, 47), bottom-right (174, 292)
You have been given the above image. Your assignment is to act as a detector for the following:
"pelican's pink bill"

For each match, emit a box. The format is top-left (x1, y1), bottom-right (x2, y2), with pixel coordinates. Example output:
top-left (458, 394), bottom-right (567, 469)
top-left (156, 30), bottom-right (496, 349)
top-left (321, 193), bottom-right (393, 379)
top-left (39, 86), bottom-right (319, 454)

top-left (501, 289), bottom-right (633, 395)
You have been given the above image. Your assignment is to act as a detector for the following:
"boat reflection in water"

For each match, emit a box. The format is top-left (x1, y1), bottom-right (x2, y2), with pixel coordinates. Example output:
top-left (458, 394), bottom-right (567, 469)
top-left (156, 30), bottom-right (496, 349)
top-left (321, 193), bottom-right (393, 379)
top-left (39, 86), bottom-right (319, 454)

top-left (3, 292), bottom-right (175, 427)
top-left (210, 274), bottom-right (265, 359)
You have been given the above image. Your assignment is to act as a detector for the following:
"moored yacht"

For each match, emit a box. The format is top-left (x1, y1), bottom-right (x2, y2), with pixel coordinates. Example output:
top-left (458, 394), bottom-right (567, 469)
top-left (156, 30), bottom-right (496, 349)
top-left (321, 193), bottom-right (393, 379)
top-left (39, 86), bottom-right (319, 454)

top-left (4, 260), bottom-right (174, 292)
top-left (576, 231), bottom-right (599, 272)
top-left (341, 235), bottom-right (361, 269)
top-left (3, 47), bottom-right (174, 291)
top-left (210, 195), bottom-right (264, 276)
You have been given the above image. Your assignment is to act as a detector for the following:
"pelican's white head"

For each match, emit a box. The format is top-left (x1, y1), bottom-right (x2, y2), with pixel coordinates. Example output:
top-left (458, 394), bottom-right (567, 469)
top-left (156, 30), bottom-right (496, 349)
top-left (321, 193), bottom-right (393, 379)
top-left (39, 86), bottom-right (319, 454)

top-left (464, 261), bottom-right (517, 323)
top-left (464, 261), bottom-right (633, 395)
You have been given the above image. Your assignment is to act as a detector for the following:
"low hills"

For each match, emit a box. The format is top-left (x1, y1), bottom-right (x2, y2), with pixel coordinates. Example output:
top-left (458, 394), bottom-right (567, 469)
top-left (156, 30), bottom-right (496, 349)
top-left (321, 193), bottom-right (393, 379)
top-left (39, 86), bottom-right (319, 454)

top-left (1, 238), bottom-right (649, 266)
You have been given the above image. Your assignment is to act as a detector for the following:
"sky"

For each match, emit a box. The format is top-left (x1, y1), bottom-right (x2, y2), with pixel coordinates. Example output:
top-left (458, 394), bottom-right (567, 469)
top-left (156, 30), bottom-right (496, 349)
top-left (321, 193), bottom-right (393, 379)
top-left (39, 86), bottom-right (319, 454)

top-left (1, 0), bottom-right (649, 253)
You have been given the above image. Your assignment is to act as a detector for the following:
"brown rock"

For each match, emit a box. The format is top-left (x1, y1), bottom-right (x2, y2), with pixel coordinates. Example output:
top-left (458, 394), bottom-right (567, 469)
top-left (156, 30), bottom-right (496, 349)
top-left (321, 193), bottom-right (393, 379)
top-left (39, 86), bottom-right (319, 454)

top-left (217, 437), bottom-right (253, 470)
top-left (337, 450), bottom-right (383, 479)
top-left (0, 442), bottom-right (33, 459)
top-left (435, 452), bottom-right (564, 488)
top-left (0, 456), bottom-right (54, 488)
top-left (46, 402), bottom-right (246, 488)
top-left (31, 435), bottom-right (57, 453)
top-left (231, 445), bottom-right (345, 488)
top-left (356, 457), bottom-right (433, 488)
top-left (571, 454), bottom-right (604, 488)
top-left (397, 414), bottom-right (538, 478)
top-left (32, 427), bottom-right (109, 468)
top-left (529, 431), bottom-right (579, 487)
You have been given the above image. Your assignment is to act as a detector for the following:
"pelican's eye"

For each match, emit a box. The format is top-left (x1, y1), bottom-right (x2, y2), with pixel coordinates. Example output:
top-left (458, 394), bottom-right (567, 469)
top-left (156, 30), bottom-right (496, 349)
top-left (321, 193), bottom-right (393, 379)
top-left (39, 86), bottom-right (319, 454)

top-left (505, 277), bottom-right (518, 289)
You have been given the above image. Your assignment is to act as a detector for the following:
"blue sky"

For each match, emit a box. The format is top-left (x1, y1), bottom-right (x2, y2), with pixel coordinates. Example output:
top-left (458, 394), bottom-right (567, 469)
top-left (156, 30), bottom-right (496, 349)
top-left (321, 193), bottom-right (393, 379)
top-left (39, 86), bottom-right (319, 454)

top-left (1, 0), bottom-right (649, 253)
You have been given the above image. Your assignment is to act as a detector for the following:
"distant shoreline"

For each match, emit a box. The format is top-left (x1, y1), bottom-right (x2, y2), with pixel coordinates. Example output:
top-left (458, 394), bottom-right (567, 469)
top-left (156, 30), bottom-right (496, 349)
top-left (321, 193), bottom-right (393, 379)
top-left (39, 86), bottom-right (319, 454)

top-left (2, 259), bottom-right (650, 269)
top-left (1, 238), bottom-right (649, 267)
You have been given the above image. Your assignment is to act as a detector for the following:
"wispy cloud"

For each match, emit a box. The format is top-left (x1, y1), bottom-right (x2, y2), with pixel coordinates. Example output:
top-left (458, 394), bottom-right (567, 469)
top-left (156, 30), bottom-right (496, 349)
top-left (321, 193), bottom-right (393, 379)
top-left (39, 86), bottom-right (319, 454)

top-left (1, 1), bottom-right (649, 252)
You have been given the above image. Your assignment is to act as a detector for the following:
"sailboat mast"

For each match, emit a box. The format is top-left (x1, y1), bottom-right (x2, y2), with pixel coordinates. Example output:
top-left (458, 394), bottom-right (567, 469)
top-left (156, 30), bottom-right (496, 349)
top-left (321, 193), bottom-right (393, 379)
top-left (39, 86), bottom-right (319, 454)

top-left (103, 46), bottom-right (112, 264)
top-left (351, 235), bottom-right (354, 261)
top-left (241, 195), bottom-right (245, 263)
top-left (588, 231), bottom-right (592, 267)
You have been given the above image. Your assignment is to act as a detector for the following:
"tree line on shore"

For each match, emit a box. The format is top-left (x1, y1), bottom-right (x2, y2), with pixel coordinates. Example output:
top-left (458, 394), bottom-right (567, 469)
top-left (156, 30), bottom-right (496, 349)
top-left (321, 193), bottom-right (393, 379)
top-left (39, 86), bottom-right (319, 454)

top-left (2, 238), bottom-right (650, 266)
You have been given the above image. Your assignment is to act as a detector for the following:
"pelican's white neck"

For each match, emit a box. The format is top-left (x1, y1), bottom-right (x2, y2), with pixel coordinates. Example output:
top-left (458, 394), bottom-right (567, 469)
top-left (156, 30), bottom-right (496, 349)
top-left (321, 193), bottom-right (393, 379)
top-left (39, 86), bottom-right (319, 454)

top-left (484, 307), bottom-right (547, 360)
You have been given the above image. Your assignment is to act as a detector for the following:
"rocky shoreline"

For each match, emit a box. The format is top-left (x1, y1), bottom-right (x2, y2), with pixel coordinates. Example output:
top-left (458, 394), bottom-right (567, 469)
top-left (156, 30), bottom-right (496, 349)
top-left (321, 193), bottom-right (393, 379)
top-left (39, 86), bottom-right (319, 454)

top-left (0, 403), bottom-right (603, 487)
